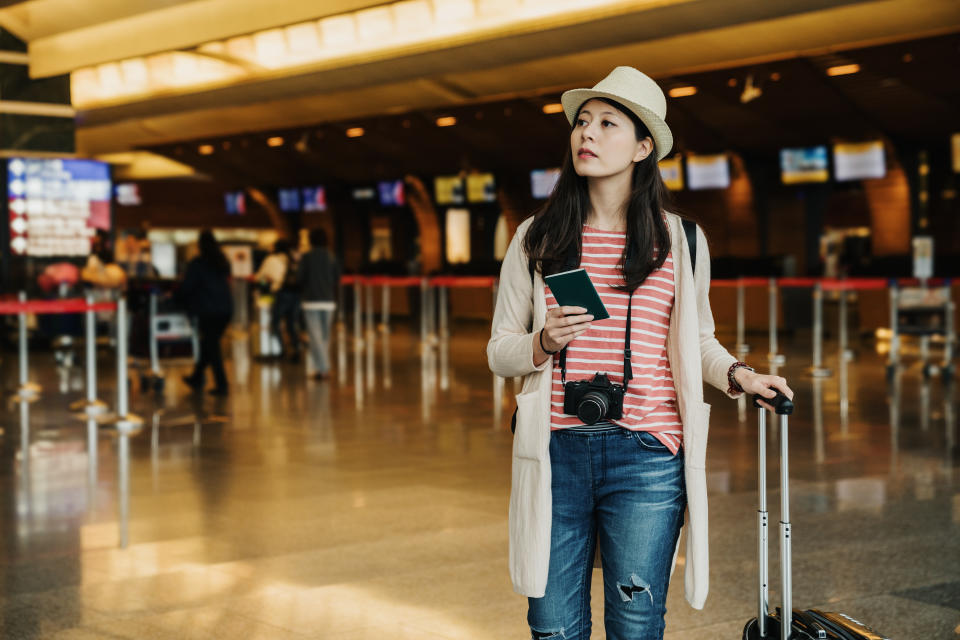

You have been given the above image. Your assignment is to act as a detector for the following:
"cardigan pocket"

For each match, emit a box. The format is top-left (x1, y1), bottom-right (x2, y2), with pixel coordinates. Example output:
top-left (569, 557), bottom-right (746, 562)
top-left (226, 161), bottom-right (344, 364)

top-left (687, 401), bottom-right (711, 469)
top-left (513, 390), bottom-right (546, 461)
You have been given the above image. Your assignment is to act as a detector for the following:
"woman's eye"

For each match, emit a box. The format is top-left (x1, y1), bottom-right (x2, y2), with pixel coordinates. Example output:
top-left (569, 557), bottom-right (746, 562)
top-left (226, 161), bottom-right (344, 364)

top-left (577, 119), bottom-right (588, 126)
top-left (602, 120), bottom-right (615, 127)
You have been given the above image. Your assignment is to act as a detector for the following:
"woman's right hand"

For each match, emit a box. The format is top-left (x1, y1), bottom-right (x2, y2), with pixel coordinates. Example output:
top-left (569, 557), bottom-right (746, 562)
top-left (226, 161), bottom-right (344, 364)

top-left (541, 306), bottom-right (594, 352)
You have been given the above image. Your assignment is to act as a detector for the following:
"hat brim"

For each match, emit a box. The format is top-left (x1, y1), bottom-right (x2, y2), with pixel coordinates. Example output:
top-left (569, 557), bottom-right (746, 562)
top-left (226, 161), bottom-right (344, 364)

top-left (560, 88), bottom-right (673, 161)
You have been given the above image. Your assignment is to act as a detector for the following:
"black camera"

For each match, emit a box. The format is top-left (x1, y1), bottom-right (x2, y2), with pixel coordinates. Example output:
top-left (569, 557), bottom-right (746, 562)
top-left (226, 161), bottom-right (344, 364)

top-left (563, 373), bottom-right (625, 425)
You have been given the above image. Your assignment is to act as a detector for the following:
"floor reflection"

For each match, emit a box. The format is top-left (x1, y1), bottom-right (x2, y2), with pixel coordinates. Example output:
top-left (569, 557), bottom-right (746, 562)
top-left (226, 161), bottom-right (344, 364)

top-left (0, 323), bottom-right (955, 638)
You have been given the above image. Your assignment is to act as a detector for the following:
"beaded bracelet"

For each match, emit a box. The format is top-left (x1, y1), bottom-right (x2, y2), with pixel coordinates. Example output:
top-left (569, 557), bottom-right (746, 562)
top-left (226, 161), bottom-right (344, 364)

top-left (726, 361), bottom-right (754, 394)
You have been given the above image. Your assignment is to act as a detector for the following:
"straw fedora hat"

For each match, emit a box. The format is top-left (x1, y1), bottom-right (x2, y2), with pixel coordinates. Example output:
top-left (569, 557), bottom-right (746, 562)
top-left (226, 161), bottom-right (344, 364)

top-left (561, 66), bottom-right (673, 161)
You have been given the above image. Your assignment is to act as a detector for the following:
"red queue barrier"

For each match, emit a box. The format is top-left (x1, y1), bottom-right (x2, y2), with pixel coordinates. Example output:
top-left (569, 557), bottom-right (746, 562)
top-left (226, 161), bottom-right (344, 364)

top-left (0, 298), bottom-right (117, 315)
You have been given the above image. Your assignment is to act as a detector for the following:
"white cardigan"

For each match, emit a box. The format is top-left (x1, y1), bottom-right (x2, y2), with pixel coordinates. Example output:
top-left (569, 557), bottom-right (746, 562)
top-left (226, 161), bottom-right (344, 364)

top-left (486, 212), bottom-right (740, 609)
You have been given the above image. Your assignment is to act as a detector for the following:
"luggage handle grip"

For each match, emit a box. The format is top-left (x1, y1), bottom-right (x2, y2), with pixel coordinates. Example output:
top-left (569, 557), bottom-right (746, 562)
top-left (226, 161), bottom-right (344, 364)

top-left (752, 388), bottom-right (794, 415)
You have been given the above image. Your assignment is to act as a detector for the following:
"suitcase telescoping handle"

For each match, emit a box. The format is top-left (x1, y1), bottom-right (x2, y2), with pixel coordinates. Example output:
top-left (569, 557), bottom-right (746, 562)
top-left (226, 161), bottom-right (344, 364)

top-left (753, 389), bottom-right (795, 639)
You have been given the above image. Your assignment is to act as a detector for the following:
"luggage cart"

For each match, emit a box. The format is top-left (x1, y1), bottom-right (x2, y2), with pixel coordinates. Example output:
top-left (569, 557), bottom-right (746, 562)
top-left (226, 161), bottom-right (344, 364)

top-left (128, 282), bottom-right (197, 393)
top-left (887, 280), bottom-right (955, 382)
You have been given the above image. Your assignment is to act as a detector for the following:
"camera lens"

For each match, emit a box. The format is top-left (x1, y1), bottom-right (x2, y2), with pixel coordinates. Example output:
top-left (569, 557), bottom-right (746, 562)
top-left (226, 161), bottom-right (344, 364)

top-left (577, 391), bottom-right (608, 425)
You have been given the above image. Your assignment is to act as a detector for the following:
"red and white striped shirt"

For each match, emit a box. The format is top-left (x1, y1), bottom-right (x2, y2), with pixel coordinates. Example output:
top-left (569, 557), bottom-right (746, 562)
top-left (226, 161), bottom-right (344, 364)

top-left (545, 225), bottom-right (683, 454)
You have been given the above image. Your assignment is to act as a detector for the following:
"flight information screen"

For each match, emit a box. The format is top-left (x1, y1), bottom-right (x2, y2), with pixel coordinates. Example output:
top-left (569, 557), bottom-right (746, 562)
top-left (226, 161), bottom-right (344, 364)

top-left (7, 157), bottom-right (111, 257)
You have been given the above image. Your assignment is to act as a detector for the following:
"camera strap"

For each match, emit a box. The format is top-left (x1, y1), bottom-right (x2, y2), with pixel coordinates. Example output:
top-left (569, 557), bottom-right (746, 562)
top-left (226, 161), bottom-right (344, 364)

top-left (558, 242), bottom-right (637, 390)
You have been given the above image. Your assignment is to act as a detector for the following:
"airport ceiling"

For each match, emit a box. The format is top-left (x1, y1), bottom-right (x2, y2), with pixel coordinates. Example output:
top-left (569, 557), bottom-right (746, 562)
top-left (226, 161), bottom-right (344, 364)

top-left (145, 31), bottom-right (960, 187)
top-left (0, 0), bottom-right (958, 184)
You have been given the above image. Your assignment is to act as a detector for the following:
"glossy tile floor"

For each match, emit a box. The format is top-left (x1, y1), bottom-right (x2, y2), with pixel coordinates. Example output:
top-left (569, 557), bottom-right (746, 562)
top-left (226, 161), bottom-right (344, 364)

top-left (0, 322), bottom-right (957, 639)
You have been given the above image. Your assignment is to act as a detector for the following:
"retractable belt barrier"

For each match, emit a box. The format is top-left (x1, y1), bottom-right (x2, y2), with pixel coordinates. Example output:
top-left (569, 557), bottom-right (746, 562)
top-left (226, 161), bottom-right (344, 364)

top-left (1, 293), bottom-right (141, 548)
top-left (0, 294), bottom-right (118, 402)
top-left (711, 277), bottom-right (956, 380)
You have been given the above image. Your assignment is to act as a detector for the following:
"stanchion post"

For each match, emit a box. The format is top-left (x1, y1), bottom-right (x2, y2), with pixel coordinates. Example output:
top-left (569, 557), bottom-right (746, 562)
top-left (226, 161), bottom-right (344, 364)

top-left (736, 278), bottom-right (748, 356)
top-left (381, 283), bottom-right (390, 335)
top-left (113, 297), bottom-right (143, 549)
top-left (365, 279), bottom-right (375, 347)
top-left (839, 286), bottom-right (850, 421)
top-left (809, 282), bottom-right (831, 377)
top-left (439, 286), bottom-right (449, 341)
top-left (420, 278), bottom-right (428, 348)
top-left (15, 291), bottom-right (42, 399)
top-left (943, 283), bottom-right (955, 375)
top-left (72, 295), bottom-right (107, 415)
top-left (888, 281), bottom-right (899, 370)
top-left (767, 278), bottom-right (785, 365)
top-left (353, 280), bottom-right (363, 352)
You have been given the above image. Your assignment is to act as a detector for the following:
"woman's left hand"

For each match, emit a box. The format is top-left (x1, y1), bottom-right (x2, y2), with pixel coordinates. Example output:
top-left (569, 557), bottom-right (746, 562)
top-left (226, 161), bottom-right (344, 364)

top-left (734, 369), bottom-right (794, 412)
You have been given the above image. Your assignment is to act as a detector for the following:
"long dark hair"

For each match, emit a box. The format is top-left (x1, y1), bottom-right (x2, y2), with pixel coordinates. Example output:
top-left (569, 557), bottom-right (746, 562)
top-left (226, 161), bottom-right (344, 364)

top-left (198, 229), bottom-right (230, 276)
top-left (523, 97), bottom-right (674, 292)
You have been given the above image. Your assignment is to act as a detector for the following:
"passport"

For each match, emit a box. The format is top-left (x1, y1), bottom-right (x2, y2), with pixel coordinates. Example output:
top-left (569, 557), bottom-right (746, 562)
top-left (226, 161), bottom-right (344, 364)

top-left (544, 268), bottom-right (610, 321)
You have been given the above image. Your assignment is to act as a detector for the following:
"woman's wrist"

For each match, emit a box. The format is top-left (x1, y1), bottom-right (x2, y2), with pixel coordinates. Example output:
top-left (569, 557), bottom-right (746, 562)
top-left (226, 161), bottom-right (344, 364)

top-left (727, 361), bottom-right (755, 394)
top-left (539, 328), bottom-right (558, 355)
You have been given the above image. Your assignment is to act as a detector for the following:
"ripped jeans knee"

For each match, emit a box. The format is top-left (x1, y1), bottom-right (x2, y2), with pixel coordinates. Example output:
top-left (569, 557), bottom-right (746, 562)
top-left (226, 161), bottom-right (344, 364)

top-left (530, 627), bottom-right (567, 640)
top-left (616, 574), bottom-right (654, 606)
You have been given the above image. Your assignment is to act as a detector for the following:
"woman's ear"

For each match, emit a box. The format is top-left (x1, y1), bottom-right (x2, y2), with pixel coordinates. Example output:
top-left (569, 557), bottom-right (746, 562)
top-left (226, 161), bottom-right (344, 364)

top-left (633, 137), bottom-right (653, 163)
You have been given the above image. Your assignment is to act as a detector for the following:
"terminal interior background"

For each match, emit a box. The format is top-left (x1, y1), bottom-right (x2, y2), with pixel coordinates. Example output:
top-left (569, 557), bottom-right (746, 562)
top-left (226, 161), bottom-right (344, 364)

top-left (0, 1), bottom-right (959, 638)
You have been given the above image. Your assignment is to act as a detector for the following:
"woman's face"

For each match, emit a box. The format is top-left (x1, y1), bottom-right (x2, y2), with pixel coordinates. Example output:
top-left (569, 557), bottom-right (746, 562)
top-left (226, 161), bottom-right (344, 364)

top-left (570, 99), bottom-right (652, 179)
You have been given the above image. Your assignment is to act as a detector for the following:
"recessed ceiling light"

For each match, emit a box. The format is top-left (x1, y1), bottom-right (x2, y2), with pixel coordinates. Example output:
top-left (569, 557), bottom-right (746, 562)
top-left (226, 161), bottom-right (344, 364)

top-left (902, 53), bottom-right (913, 63)
top-left (542, 103), bottom-right (564, 114)
top-left (346, 127), bottom-right (365, 138)
top-left (827, 64), bottom-right (860, 77)
top-left (727, 78), bottom-right (737, 87)
top-left (267, 136), bottom-right (284, 147)
top-left (668, 86), bottom-right (697, 98)
top-left (770, 72), bottom-right (781, 81)
top-left (436, 116), bottom-right (457, 127)
top-left (198, 144), bottom-right (214, 155)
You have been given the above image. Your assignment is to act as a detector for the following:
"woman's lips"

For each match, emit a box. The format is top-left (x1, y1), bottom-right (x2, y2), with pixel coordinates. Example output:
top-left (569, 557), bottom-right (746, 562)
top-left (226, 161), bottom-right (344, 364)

top-left (578, 150), bottom-right (597, 159)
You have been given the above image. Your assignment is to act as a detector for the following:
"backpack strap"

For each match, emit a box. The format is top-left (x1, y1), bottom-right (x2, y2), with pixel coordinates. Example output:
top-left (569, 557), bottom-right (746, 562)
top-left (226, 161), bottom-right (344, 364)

top-left (682, 218), bottom-right (697, 276)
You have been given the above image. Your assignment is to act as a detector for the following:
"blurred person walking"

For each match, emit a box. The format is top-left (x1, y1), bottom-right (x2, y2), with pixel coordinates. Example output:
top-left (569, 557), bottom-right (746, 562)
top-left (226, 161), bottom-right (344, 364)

top-left (256, 239), bottom-right (302, 361)
top-left (297, 228), bottom-right (340, 380)
top-left (176, 230), bottom-right (234, 396)
top-left (487, 66), bottom-right (794, 640)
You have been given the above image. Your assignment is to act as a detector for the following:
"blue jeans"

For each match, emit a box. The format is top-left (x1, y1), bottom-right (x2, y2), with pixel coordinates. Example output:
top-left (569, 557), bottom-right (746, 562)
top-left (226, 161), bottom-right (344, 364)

top-left (303, 309), bottom-right (333, 374)
top-left (527, 428), bottom-right (686, 640)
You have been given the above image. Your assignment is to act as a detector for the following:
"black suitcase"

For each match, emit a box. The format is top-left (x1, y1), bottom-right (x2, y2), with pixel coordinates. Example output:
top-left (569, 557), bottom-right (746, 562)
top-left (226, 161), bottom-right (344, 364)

top-left (742, 391), bottom-right (891, 640)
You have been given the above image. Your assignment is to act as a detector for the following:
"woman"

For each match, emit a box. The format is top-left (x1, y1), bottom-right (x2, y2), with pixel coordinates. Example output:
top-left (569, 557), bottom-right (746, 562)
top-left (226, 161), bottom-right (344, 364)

top-left (177, 230), bottom-right (234, 396)
top-left (297, 228), bottom-right (340, 380)
top-left (487, 67), bottom-right (793, 639)
top-left (256, 239), bottom-right (301, 361)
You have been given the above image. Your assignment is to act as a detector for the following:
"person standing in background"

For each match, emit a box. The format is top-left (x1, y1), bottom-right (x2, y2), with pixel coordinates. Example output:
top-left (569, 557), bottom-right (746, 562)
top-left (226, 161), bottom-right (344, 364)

top-left (176, 230), bottom-right (234, 396)
top-left (256, 239), bottom-right (301, 361)
top-left (297, 228), bottom-right (340, 380)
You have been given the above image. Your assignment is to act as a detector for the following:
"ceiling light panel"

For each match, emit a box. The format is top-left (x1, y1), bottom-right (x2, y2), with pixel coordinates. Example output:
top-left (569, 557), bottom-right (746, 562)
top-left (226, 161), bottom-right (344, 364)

top-left (319, 14), bottom-right (358, 48)
top-left (70, 0), bottom-right (643, 108)
top-left (356, 7), bottom-right (395, 42)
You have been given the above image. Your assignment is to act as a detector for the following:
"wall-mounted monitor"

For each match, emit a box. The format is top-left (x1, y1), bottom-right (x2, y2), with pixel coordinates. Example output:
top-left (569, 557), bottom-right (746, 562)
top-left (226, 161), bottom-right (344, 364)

top-left (658, 157), bottom-right (684, 191)
top-left (7, 157), bottom-right (111, 257)
top-left (780, 146), bottom-right (829, 184)
top-left (466, 173), bottom-right (496, 203)
top-left (377, 180), bottom-right (405, 207)
top-left (686, 154), bottom-right (730, 190)
top-left (445, 208), bottom-right (471, 264)
top-left (115, 182), bottom-right (142, 206)
top-left (225, 191), bottom-right (246, 215)
top-left (435, 176), bottom-right (464, 205)
top-left (530, 168), bottom-right (561, 199)
top-left (278, 188), bottom-right (300, 212)
top-left (833, 141), bottom-right (885, 181)
top-left (352, 186), bottom-right (376, 201)
top-left (301, 186), bottom-right (327, 212)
